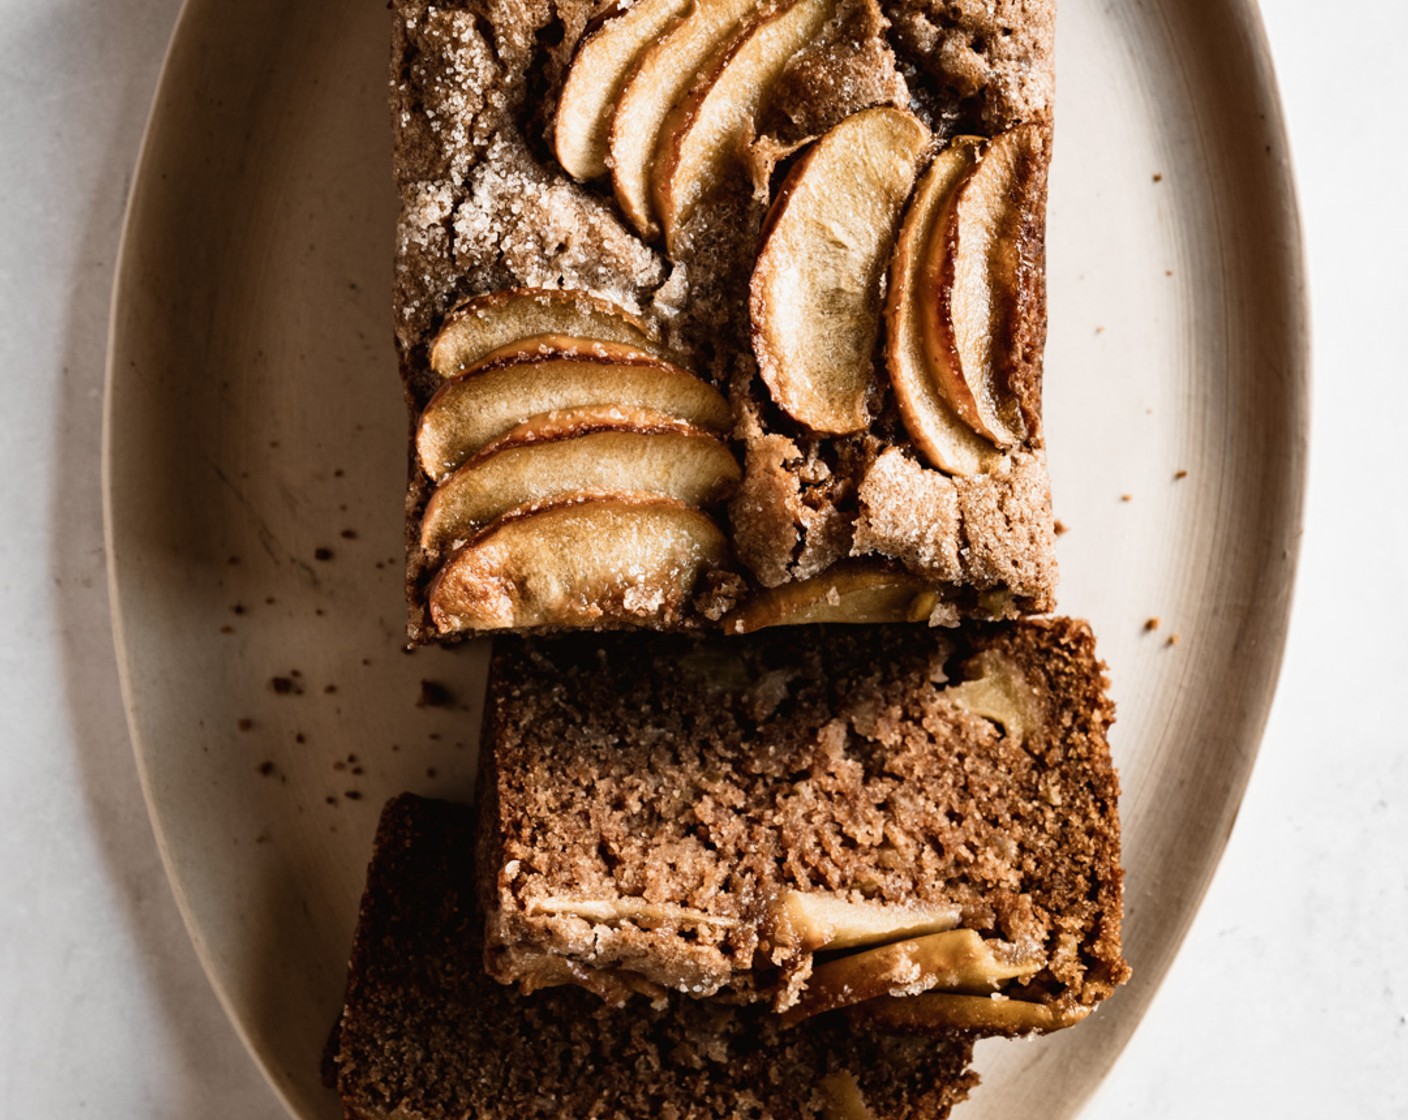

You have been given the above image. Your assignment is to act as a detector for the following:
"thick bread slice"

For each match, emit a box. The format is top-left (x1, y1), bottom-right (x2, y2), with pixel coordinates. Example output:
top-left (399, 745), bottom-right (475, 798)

top-left (479, 618), bottom-right (1129, 1029)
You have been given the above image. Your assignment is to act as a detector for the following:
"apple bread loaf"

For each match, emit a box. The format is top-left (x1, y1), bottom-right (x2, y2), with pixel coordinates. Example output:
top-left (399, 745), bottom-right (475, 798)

top-left (479, 619), bottom-right (1129, 1033)
top-left (391, 0), bottom-right (1059, 642)
top-left (330, 794), bottom-right (979, 1120)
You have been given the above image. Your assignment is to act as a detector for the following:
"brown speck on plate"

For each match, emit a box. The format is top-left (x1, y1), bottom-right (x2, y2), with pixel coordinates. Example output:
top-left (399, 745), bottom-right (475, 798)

top-left (257, 761), bottom-right (275, 776)
top-left (1145, 617), bottom-right (1161, 632)
top-left (1053, 519), bottom-right (1068, 536)
top-left (1174, 469), bottom-right (1188, 480)
top-left (314, 547), bottom-right (335, 562)
top-left (237, 718), bottom-right (254, 732)
top-left (270, 676), bottom-right (304, 695)
top-left (416, 679), bottom-right (454, 708)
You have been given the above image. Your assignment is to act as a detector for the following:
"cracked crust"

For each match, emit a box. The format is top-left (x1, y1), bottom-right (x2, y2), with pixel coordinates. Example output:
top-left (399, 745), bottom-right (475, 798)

top-left (391, 0), bottom-right (1058, 641)
top-left (331, 794), bottom-right (978, 1120)
top-left (478, 619), bottom-right (1128, 1025)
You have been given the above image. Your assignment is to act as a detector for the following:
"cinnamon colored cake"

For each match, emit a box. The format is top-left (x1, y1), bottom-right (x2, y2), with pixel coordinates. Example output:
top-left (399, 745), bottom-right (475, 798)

top-left (479, 619), bottom-right (1128, 1033)
top-left (391, 0), bottom-right (1058, 642)
top-left (330, 794), bottom-right (979, 1120)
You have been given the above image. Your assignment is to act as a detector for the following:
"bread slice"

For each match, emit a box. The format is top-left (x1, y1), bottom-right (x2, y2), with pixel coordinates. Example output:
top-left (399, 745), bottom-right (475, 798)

top-left (390, 0), bottom-right (1059, 642)
top-left (330, 794), bottom-right (978, 1119)
top-left (480, 619), bottom-right (1128, 1031)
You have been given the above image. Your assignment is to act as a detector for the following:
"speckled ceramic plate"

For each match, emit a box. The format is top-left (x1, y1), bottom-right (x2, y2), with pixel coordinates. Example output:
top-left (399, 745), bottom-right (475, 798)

top-left (104, 0), bottom-right (1306, 1116)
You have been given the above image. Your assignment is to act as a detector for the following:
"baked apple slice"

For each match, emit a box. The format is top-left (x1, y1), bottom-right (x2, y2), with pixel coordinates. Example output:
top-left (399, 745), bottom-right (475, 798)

top-left (850, 992), bottom-right (1089, 1034)
top-left (416, 356), bottom-right (731, 480)
top-left (553, 0), bottom-right (695, 181)
top-left (427, 496), bottom-right (730, 633)
top-left (885, 139), bottom-right (996, 475)
top-left (651, 0), bottom-right (836, 254)
top-left (419, 420), bottom-right (740, 555)
top-left (771, 891), bottom-right (961, 955)
top-left (473, 333), bottom-right (670, 368)
top-left (429, 288), bottom-right (668, 377)
top-left (784, 928), bottom-right (1044, 1025)
top-left (608, 0), bottom-right (759, 237)
top-left (750, 106), bottom-right (929, 433)
top-left (724, 563), bottom-right (935, 634)
top-left (920, 124), bottom-right (1042, 446)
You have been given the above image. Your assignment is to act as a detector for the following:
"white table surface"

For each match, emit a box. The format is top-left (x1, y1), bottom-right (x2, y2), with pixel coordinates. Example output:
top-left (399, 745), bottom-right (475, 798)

top-left (2, 0), bottom-right (1404, 1115)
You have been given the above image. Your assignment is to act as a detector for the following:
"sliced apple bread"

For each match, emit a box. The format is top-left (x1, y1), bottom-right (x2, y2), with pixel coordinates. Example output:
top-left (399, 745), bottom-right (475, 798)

top-left (330, 794), bottom-right (979, 1120)
top-left (392, 0), bottom-right (1058, 641)
top-left (478, 619), bottom-right (1129, 1032)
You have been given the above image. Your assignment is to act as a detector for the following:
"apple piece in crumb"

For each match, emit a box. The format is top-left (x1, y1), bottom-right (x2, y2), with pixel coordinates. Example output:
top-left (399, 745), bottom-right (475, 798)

top-left (426, 496), bottom-right (730, 633)
top-left (419, 420), bottom-right (740, 556)
top-left (750, 106), bottom-right (930, 434)
top-left (783, 928), bottom-right (1044, 1024)
top-left (849, 991), bottom-right (1089, 1035)
top-left (770, 891), bottom-right (962, 955)
top-left (553, 0), bottom-right (695, 182)
top-left (724, 564), bottom-right (937, 634)
top-left (819, 1072), bottom-right (875, 1120)
top-left (945, 649), bottom-right (1041, 747)
top-left (920, 124), bottom-right (1042, 447)
top-left (415, 356), bottom-right (732, 481)
top-left (651, 0), bottom-right (837, 255)
top-left (885, 139), bottom-right (997, 475)
top-left (609, 0), bottom-right (759, 238)
top-left (428, 288), bottom-right (670, 377)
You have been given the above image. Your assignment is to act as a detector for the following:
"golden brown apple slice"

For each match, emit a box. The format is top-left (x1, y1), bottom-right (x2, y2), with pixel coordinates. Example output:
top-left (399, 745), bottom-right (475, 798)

top-left (652, 0), bottom-right (836, 254)
top-left (429, 288), bottom-right (668, 377)
top-left (416, 357), bottom-right (732, 480)
top-left (920, 124), bottom-right (1041, 446)
top-left (849, 991), bottom-right (1090, 1035)
top-left (750, 107), bottom-right (929, 433)
top-left (427, 496), bottom-right (730, 633)
top-left (608, 0), bottom-right (759, 237)
top-left (724, 563), bottom-right (935, 634)
top-left (885, 140), bottom-right (997, 475)
top-left (419, 421), bottom-right (740, 555)
top-left (553, 0), bottom-right (696, 181)
top-left (783, 929), bottom-right (1044, 1025)
top-left (770, 891), bottom-right (962, 955)
top-left (474, 333), bottom-right (670, 368)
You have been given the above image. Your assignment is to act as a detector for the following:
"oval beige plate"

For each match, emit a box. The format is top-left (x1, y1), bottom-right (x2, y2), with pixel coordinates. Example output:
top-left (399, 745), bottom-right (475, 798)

top-left (105, 1), bottom-right (1306, 1117)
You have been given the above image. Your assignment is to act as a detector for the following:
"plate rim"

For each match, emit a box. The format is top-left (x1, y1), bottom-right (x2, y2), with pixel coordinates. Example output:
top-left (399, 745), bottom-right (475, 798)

top-left (102, 0), bottom-right (1311, 1115)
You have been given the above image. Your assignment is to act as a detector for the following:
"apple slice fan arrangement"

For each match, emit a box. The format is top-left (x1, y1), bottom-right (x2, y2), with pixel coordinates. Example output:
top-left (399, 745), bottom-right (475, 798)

top-left (323, 1), bottom-right (1132, 1117)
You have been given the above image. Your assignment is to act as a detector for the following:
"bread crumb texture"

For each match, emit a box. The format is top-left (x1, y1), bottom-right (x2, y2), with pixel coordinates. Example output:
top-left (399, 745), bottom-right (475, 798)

top-left (481, 619), bottom-right (1128, 1019)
